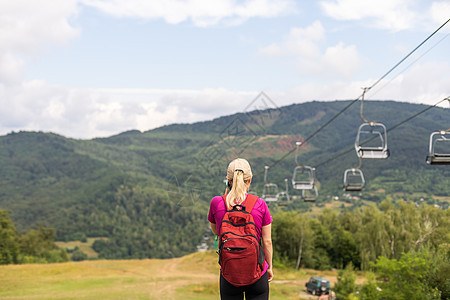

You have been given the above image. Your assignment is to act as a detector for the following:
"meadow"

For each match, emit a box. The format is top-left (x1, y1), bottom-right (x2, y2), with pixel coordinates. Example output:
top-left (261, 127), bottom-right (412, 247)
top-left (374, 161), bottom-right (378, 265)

top-left (0, 251), bottom-right (354, 300)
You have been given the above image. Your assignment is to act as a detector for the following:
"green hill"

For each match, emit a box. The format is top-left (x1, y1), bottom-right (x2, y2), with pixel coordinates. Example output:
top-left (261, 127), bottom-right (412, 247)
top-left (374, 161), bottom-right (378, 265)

top-left (0, 100), bottom-right (448, 259)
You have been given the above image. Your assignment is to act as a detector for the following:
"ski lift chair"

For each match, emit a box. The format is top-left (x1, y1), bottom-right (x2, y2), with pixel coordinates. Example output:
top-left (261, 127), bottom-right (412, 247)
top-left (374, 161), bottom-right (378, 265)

top-left (292, 166), bottom-right (315, 190)
top-left (277, 192), bottom-right (290, 206)
top-left (277, 179), bottom-right (290, 206)
top-left (343, 168), bottom-right (365, 191)
top-left (302, 185), bottom-right (318, 202)
top-left (262, 183), bottom-right (279, 202)
top-left (426, 130), bottom-right (450, 165)
top-left (262, 166), bottom-right (279, 202)
top-left (355, 122), bottom-right (390, 159)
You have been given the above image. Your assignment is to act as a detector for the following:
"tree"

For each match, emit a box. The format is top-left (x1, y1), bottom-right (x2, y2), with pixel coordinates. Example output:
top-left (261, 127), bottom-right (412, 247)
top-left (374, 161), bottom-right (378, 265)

top-left (320, 209), bottom-right (360, 269)
top-left (295, 214), bottom-right (313, 270)
top-left (415, 244), bottom-right (449, 300)
top-left (19, 226), bottom-right (68, 263)
top-left (71, 247), bottom-right (88, 261)
top-left (272, 212), bottom-right (313, 268)
top-left (309, 218), bottom-right (332, 270)
top-left (19, 226), bottom-right (57, 256)
top-left (333, 263), bottom-right (357, 300)
top-left (373, 252), bottom-right (441, 299)
top-left (0, 210), bottom-right (19, 264)
top-left (358, 272), bottom-right (380, 300)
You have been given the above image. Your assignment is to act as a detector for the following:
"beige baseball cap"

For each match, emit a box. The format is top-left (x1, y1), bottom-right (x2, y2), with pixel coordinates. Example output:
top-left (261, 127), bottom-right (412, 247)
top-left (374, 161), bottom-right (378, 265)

top-left (227, 158), bottom-right (253, 180)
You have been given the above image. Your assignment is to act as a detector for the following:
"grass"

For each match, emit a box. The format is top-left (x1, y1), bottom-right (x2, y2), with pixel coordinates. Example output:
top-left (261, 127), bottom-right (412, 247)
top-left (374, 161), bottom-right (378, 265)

top-left (0, 251), bottom-right (364, 299)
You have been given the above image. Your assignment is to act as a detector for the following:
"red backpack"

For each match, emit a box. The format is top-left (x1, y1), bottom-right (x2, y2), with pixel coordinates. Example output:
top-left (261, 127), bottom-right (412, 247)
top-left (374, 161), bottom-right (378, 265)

top-left (218, 194), bottom-right (265, 286)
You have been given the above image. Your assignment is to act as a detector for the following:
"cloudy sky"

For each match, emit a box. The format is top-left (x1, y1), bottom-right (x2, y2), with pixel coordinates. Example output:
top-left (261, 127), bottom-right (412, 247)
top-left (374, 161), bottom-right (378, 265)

top-left (1, 0), bottom-right (449, 139)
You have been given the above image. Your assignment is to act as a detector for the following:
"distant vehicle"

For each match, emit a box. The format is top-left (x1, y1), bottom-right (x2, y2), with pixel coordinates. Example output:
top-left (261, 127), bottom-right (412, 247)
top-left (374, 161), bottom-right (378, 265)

top-left (305, 276), bottom-right (330, 296)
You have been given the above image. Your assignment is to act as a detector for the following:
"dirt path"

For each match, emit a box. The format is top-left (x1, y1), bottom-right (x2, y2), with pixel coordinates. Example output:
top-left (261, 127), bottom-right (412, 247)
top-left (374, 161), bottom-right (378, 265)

top-left (145, 254), bottom-right (218, 299)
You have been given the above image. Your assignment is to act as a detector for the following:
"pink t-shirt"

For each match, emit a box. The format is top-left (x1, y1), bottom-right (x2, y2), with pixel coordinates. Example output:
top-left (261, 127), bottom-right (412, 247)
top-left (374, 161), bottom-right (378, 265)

top-left (208, 194), bottom-right (273, 274)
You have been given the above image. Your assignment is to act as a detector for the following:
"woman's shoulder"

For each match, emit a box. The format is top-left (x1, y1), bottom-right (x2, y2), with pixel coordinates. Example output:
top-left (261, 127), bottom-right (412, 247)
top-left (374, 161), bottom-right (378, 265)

top-left (253, 196), bottom-right (272, 216)
top-left (248, 195), bottom-right (268, 210)
top-left (251, 195), bottom-right (266, 205)
top-left (211, 195), bottom-right (224, 202)
top-left (210, 195), bottom-right (225, 206)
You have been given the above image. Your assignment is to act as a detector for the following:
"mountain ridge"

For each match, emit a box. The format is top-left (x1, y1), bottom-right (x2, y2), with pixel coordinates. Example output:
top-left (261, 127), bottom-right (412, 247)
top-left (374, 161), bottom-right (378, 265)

top-left (0, 99), bottom-right (448, 259)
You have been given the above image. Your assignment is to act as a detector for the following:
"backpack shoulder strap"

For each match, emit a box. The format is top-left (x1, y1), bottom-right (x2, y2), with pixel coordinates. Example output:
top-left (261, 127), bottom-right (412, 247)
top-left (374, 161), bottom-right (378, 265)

top-left (222, 194), bottom-right (259, 213)
top-left (221, 194), bottom-right (229, 211)
top-left (244, 194), bottom-right (259, 213)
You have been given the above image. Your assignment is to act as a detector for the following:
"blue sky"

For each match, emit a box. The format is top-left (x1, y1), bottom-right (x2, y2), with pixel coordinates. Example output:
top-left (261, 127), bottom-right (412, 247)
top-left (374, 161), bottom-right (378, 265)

top-left (1, 0), bottom-right (449, 139)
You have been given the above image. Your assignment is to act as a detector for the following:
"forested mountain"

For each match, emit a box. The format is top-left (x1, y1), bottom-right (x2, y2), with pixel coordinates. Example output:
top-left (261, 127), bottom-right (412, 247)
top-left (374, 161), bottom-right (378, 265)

top-left (0, 100), bottom-right (448, 259)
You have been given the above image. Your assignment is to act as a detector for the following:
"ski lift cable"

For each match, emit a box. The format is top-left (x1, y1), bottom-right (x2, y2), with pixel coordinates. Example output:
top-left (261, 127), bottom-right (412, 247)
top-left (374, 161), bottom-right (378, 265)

top-left (294, 141), bottom-right (305, 167)
top-left (354, 156), bottom-right (363, 170)
top-left (315, 96), bottom-right (450, 168)
top-left (366, 18), bottom-right (450, 92)
top-left (263, 165), bottom-right (270, 183)
top-left (360, 87), bottom-right (371, 123)
top-left (259, 96), bottom-right (364, 174)
top-left (359, 20), bottom-right (449, 123)
top-left (318, 20), bottom-right (450, 139)
top-left (302, 16), bottom-right (449, 152)
top-left (255, 19), bottom-right (450, 176)
top-left (369, 33), bottom-right (450, 99)
top-left (386, 97), bottom-right (449, 133)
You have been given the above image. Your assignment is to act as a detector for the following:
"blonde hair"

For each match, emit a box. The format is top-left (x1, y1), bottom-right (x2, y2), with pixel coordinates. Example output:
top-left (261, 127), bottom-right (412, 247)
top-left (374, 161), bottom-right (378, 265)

top-left (225, 169), bottom-right (252, 210)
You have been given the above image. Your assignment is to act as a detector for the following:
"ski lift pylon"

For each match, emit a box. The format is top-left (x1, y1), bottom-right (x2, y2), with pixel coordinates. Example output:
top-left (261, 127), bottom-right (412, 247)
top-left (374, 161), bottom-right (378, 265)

top-left (426, 130), bottom-right (450, 165)
top-left (277, 178), bottom-right (290, 206)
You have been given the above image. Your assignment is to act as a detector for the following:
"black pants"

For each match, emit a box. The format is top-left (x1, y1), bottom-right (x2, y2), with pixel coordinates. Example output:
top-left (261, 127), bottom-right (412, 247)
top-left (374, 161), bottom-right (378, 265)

top-left (220, 271), bottom-right (269, 300)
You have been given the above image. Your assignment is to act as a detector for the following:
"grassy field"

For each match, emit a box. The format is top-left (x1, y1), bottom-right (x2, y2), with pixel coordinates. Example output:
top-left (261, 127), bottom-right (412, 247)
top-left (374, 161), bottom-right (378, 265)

top-left (0, 250), bottom-right (361, 300)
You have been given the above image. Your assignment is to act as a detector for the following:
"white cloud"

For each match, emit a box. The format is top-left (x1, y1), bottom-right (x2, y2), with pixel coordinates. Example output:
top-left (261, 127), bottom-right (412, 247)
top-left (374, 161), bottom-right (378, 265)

top-left (1, 66), bottom-right (447, 139)
top-left (258, 21), bottom-right (324, 59)
top-left (259, 21), bottom-right (365, 78)
top-left (0, 0), bottom-right (447, 140)
top-left (319, 0), bottom-right (450, 32)
top-left (429, 2), bottom-right (450, 29)
top-left (0, 1), bottom-right (83, 136)
top-left (368, 61), bottom-right (450, 105)
top-left (0, 80), bottom-right (89, 135)
top-left (0, 83), bottom-right (257, 139)
top-left (0, 52), bottom-right (25, 84)
top-left (81, 0), bottom-right (296, 27)
top-left (275, 61), bottom-right (450, 109)
top-left (0, 1), bottom-right (80, 53)
top-left (0, 1), bottom-right (80, 85)
top-left (3, 59), bottom-right (447, 139)
top-left (323, 42), bottom-right (361, 78)
top-left (320, 0), bottom-right (417, 31)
